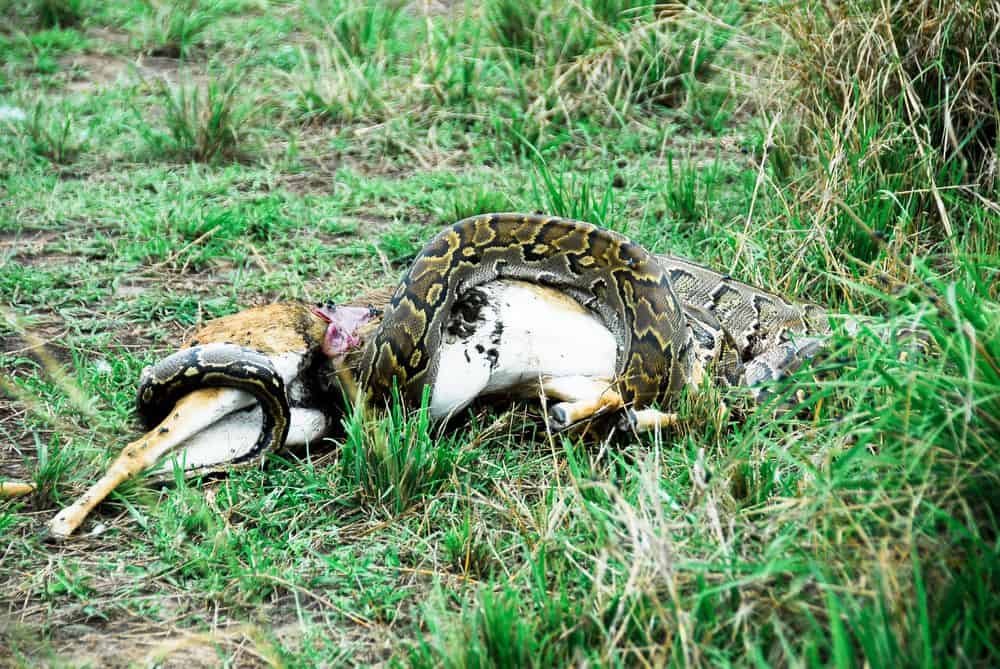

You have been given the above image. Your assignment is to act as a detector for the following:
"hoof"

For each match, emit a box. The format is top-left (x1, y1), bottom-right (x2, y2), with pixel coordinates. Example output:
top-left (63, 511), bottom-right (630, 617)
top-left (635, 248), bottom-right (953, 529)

top-left (548, 405), bottom-right (570, 430)
top-left (616, 409), bottom-right (638, 432)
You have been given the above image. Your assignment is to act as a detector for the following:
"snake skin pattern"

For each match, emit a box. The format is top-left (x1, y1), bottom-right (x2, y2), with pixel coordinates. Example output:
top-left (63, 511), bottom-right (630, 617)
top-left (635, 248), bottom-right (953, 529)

top-left (359, 213), bottom-right (700, 415)
top-left (656, 254), bottom-right (831, 390)
top-left (358, 213), bottom-right (835, 420)
top-left (136, 215), bottom-right (834, 460)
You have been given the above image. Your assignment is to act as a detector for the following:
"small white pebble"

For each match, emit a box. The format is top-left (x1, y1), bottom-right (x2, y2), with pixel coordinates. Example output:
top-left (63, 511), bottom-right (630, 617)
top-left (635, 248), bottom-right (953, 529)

top-left (94, 359), bottom-right (113, 375)
top-left (88, 522), bottom-right (108, 537)
top-left (0, 106), bottom-right (26, 122)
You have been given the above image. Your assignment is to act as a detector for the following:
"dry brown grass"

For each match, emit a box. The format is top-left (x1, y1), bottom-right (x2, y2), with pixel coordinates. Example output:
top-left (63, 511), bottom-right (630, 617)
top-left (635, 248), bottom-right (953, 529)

top-left (783, 0), bottom-right (999, 184)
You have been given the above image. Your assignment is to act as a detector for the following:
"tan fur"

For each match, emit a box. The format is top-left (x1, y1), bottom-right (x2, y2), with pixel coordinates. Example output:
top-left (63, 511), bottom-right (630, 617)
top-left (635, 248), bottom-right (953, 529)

top-left (36, 241), bottom-right (836, 536)
top-left (41, 292), bottom-right (396, 536)
top-left (183, 303), bottom-right (327, 354)
top-left (539, 376), bottom-right (625, 425)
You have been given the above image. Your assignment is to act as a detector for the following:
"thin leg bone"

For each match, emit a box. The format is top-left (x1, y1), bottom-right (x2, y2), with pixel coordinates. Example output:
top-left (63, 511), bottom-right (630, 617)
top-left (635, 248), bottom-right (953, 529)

top-left (46, 387), bottom-right (253, 539)
top-left (618, 407), bottom-right (680, 433)
top-left (541, 376), bottom-right (624, 430)
top-left (145, 406), bottom-right (332, 477)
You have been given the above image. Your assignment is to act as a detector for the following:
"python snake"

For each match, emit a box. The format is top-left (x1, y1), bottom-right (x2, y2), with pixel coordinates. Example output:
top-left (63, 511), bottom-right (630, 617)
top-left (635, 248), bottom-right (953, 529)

top-left (39, 214), bottom-right (841, 538)
top-left (137, 213), bottom-right (833, 462)
top-left (359, 213), bottom-right (700, 417)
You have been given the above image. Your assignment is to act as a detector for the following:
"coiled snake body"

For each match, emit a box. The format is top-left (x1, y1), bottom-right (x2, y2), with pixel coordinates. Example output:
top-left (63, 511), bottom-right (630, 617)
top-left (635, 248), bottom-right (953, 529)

top-left (359, 213), bottom-right (698, 418)
top-left (135, 213), bottom-right (831, 447)
top-left (43, 213), bottom-right (840, 538)
top-left (136, 343), bottom-right (291, 470)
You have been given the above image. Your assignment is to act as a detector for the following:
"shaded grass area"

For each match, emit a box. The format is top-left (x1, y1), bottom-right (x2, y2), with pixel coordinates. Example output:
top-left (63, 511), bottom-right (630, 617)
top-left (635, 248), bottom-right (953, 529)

top-left (1, 0), bottom-right (998, 666)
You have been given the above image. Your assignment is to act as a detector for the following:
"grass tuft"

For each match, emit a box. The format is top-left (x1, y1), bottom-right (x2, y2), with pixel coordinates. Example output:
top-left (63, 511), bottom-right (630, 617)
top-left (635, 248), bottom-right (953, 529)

top-left (2, 0), bottom-right (85, 28)
top-left (339, 386), bottom-right (467, 516)
top-left (308, 0), bottom-right (405, 58)
top-left (35, 0), bottom-right (84, 28)
top-left (136, 69), bottom-right (256, 163)
top-left (772, 0), bottom-right (1000, 252)
top-left (137, 0), bottom-right (225, 58)
top-left (532, 156), bottom-right (620, 229)
top-left (14, 99), bottom-right (87, 164)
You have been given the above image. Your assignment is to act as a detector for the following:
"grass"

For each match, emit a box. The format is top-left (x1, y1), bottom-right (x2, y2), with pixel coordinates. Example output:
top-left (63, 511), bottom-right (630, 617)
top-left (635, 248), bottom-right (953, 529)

top-left (0, 0), bottom-right (998, 666)
top-left (2, 0), bottom-right (86, 29)
top-left (339, 386), bottom-right (473, 516)
top-left (134, 68), bottom-right (257, 163)
top-left (135, 0), bottom-right (228, 59)
top-left (15, 98), bottom-right (88, 164)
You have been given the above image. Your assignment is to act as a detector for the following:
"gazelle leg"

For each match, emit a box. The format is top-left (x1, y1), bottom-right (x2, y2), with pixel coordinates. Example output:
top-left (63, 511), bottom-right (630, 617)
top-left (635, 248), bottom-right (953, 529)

top-left (618, 407), bottom-right (681, 433)
top-left (145, 406), bottom-right (332, 478)
top-left (0, 481), bottom-right (35, 498)
top-left (46, 387), bottom-right (253, 539)
top-left (541, 376), bottom-right (624, 430)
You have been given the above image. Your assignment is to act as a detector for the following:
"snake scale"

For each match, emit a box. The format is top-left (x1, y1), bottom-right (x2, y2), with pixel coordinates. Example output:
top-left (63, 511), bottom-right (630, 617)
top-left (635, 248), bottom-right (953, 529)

top-left (40, 213), bottom-right (841, 538)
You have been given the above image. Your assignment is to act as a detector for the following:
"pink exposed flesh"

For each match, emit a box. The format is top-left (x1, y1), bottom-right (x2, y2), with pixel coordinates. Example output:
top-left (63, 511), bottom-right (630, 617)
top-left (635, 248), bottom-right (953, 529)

top-left (311, 304), bottom-right (376, 356)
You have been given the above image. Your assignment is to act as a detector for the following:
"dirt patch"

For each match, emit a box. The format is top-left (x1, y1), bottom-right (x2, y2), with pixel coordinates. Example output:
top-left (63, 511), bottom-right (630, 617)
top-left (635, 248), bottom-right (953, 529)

top-left (275, 166), bottom-right (342, 195)
top-left (61, 53), bottom-right (131, 93)
top-left (59, 51), bottom-right (208, 94)
top-left (279, 133), bottom-right (444, 188)
top-left (0, 397), bottom-right (39, 482)
top-left (0, 230), bottom-right (60, 255)
top-left (9, 252), bottom-right (79, 268)
top-left (3, 605), bottom-right (399, 668)
top-left (85, 27), bottom-right (131, 48)
top-left (3, 618), bottom-right (279, 669)
top-left (135, 55), bottom-right (209, 86)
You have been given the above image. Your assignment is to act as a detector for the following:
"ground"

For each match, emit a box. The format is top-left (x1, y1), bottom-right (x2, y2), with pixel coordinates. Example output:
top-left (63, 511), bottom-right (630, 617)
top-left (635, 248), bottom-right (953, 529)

top-left (1, 1), bottom-right (998, 667)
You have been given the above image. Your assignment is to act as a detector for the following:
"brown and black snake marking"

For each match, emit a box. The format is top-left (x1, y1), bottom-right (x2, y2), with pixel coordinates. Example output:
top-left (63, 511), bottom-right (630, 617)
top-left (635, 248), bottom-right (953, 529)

top-left (360, 213), bottom-right (697, 417)
top-left (136, 343), bottom-right (291, 470)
